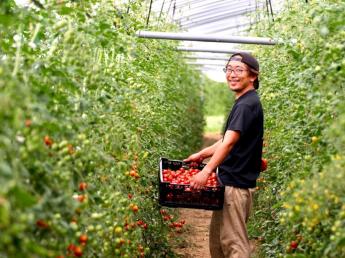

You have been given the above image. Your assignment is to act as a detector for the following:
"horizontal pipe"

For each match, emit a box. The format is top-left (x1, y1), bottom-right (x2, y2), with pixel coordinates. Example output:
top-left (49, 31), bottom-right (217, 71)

top-left (177, 2), bottom-right (250, 21)
top-left (189, 22), bottom-right (248, 35)
top-left (178, 2), bottom-right (256, 23)
top-left (136, 31), bottom-right (276, 45)
top-left (180, 6), bottom-right (258, 28)
top-left (175, 0), bottom-right (224, 8)
top-left (177, 47), bottom-right (252, 54)
top-left (204, 22), bottom-right (252, 34)
top-left (187, 62), bottom-right (226, 66)
top-left (185, 56), bottom-right (229, 61)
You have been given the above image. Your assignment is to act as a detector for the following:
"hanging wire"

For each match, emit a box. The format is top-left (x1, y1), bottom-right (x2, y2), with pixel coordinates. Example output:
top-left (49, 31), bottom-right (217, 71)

top-left (268, 0), bottom-right (274, 21)
top-left (126, 0), bottom-right (130, 14)
top-left (172, 0), bottom-right (176, 21)
top-left (265, 0), bottom-right (270, 19)
top-left (32, 0), bottom-right (44, 9)
top-left (158, 0), bottom-right (166, 21)
top-left (146, 0), bottom-right (153, 27)
top-left (167, 0), bottom-right (174, 18)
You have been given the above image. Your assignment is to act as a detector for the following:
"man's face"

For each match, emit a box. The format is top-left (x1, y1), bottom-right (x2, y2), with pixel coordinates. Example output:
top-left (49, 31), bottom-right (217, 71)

top-left (225, 61), bottom-right (256, 92)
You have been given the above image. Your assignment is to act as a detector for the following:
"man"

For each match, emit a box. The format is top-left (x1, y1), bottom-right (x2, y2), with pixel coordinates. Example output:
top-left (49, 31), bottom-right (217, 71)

top-left (184, 52), bottom-right (264, 258)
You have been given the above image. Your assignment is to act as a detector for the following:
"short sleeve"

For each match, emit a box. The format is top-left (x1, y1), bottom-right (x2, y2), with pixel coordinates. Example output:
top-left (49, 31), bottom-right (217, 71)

top-left (227, 104), bottom-right (253, 134)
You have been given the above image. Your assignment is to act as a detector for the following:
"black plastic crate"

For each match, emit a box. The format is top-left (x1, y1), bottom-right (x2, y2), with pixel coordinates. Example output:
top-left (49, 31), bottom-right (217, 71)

top-left (158, 157), bottom-right (224, 210)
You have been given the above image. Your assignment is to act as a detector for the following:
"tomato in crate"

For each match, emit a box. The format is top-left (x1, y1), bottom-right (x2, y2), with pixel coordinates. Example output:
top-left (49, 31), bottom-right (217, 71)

top-left (158, 157), bottom-right (224, 210)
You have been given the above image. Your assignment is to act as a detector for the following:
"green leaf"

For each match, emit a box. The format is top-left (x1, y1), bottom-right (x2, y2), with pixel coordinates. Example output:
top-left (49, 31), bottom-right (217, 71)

top-left (0, 197), bottom-right (10, 227)
top-left (58, 6), bottom-right (73, 15)
top-left (8, 185), bottom-right (37, 209)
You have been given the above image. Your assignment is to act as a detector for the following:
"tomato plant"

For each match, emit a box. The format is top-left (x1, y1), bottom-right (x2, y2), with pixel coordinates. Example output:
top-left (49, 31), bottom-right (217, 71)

top-left (246, 1), bottom-right (345, 257)
top-left (0, 0), bottom-right (206, 257)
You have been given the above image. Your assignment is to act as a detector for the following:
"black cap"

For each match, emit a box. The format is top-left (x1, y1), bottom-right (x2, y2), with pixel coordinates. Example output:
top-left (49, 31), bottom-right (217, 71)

top-left (228, 52), bottom-right (260, 89)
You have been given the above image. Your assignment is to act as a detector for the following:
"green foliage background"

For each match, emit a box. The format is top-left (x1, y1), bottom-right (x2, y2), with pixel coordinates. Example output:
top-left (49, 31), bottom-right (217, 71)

top-left (203, 77), bottom-right (233, 117)
top-left (247, 1), bottom-right (345, 257)
top-left (0, 0), bottom-right (205, 257)
top-left (202, 77), bottom-right (233, 133)
top-left (1, 0), bottom-right (345, 257)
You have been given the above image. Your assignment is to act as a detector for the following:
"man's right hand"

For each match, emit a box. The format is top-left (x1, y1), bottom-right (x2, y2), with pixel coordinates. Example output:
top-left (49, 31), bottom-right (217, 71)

top-left (183, 153), bottom-right (203, 163)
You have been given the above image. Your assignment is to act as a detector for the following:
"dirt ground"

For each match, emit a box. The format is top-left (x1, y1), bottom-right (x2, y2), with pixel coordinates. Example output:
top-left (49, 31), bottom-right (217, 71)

top-left (173, 132), bottom-right (220, 258)
top-left (174, 208), bottom-right (213, 258)
top-left (173, 132), bottom-right (257, 258)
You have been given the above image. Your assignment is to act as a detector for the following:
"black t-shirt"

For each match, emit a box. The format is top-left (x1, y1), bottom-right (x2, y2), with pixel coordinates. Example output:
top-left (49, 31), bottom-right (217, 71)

top-left (218, 90), bottom-right (264, 188)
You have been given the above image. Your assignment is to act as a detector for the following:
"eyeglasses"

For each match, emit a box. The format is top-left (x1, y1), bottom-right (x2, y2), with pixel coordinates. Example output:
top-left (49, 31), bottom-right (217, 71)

top-left (222, 67), bottom-right (247, 75)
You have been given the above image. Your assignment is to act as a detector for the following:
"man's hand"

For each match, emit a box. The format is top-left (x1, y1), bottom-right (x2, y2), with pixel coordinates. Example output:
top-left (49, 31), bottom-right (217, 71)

top-left (190, 169), bottom-right (211, 190)
top-left (183, 152), bottom-right (203, 163)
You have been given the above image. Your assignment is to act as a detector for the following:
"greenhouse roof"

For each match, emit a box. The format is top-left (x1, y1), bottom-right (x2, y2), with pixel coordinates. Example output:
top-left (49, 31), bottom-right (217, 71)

top-left (151, 0), bottom-right (284, 81)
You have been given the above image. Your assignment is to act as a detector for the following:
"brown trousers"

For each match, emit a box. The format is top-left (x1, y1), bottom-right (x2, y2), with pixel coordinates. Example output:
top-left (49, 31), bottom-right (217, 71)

top-left (209, 186), bottom-right (255, 258)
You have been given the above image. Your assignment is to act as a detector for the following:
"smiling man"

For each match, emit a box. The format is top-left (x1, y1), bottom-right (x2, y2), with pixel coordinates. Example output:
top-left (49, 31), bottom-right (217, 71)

top-left (184, 52), bottom-right (264, 258)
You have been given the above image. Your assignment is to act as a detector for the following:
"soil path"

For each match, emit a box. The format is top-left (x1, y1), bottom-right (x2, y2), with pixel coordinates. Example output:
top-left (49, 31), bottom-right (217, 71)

top-left (174, 132), bottom-right (221, 258)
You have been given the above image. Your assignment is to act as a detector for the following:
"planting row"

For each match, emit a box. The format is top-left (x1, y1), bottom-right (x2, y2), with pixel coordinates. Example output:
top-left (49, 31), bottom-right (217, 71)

top-left (0, 1), bottom-right (205, 257)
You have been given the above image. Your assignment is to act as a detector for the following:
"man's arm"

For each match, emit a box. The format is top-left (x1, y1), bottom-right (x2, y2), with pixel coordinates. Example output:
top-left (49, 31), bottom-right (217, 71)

top-left (190, 130), bottom-right (240, 189)
top-left (183, 138), bottom-right (222, 163)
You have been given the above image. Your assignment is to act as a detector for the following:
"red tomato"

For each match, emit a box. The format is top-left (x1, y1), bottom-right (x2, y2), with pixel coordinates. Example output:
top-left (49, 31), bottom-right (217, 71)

top-left (67, 244), bottom-right (76, 252)
top-left (79, 234), bottom-right (88, 245)
top-left (261, 158), bottom-right (268, 171)
top-left (77, 195), bottom-right (86, 202)
top-left (160, 209), bottom-right (167, 215)
top-left (131, 205), bottom-right (139, 212)
top-left (163, 215), bottom-right (171, 221)
top-left (290, 240), bottom-right (298, 249)
top-left (36, 219), bottom-right (49, 229)
top-left (25, 119), bottom-right (32, 127)
top-left (74, 246), bottom-right (83, 257)
top-left (44, 135), bottom-right (53, 147)
top-left (79, 182), bottom-right (87, 191)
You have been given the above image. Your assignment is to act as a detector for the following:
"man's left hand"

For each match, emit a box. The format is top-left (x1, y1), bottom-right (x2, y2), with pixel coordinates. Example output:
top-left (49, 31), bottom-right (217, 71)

top-left (190, 170), bottom-right (210, 190)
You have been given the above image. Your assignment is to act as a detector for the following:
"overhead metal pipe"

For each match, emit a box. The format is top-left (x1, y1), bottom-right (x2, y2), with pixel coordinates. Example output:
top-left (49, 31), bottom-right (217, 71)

top-left (175, 0), bottom-right (222, 8)
top-left (204, 22), bottom-right (253, 34)
top-left (177, 47), bottom-right (252, 54)
top-left (180, 6), bottom-right (258, 28)
top-left (178, 5), bottom-right (252, 24)
top-left (203, 27), bottom-right (247, 35)
top-left (179, 0), bottom-right (231, 11)
top-left (173, 0), bottom-right (196, 7)
top-left (177, 2), bottom-right (253, 22)
top-left (179, 0), bottom-right (228, 13)
top-left (136, 31), bottom-right (276, 45)
top-left (177, 2), bottom-right (245, 17)
top-left (186, 18), bottom-right (254, 34)
top-left (184, 56), bottom-right (229, 61)
top-left (187, 17), bottom-right (253, 32)
top-left (186, 62), bottom-right (225, 67)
